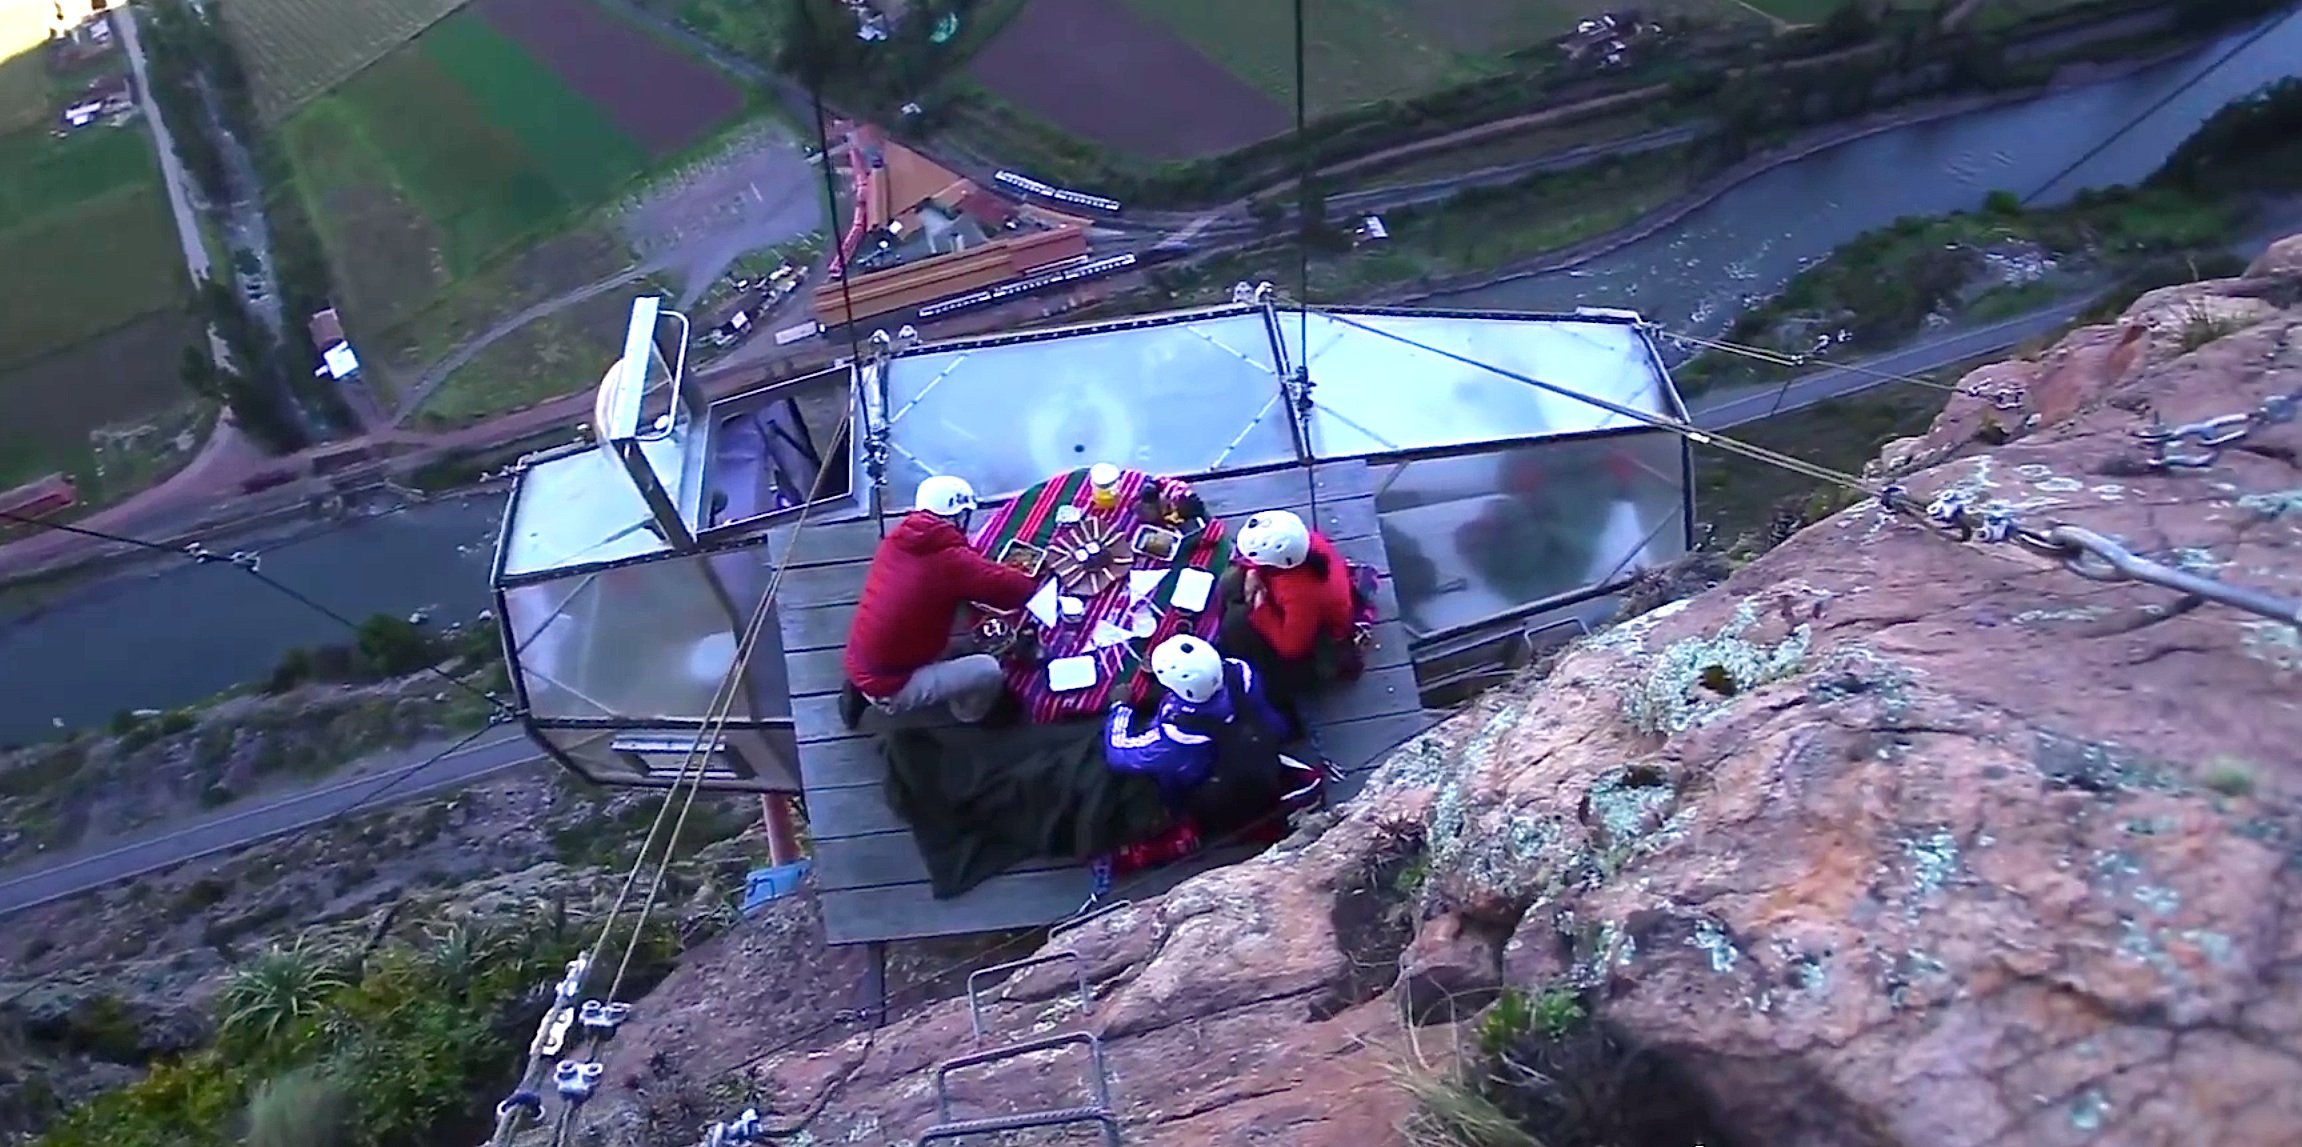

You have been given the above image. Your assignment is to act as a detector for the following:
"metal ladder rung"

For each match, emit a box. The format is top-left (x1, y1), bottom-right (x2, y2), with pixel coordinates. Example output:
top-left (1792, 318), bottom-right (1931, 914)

top-left (966, 949), bottom-right (1087, 1042)
top-left (918, 1106), bottom-right (1119, 1143)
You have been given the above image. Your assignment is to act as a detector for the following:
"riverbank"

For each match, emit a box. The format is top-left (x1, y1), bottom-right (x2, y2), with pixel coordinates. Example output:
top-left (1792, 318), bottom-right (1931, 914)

top-left (1079, 15), bottom-right (2280, 320)
top-left (1380, 24), bottom-right (2283, 305)
top-left (1674, 76), bottom-right (2302, 391)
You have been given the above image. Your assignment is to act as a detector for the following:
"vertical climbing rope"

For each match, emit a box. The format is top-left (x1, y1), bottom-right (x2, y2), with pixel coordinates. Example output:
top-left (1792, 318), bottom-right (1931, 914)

top-left (797, 0), bottom-right (890, 538)
top-left (485, 403), bottom-right (857, 1147)
top-left (1289, 0), bottom-right (1323, 535)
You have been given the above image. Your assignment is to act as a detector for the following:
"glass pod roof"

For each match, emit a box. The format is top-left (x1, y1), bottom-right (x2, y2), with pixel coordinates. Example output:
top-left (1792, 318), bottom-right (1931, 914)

top-left (498, 301), bottom-right (1682, 583)
top-left (875, 305), bottom-right (1677, 501)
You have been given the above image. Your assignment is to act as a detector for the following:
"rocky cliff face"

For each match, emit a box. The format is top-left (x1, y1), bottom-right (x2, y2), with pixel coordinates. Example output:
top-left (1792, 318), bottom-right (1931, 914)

top-left (0, 761), bottom-right (762, 1142)
top-left (0, 671), bottom-right (495, 860)
top-left (568, 240), bottom-right (2302, 1147)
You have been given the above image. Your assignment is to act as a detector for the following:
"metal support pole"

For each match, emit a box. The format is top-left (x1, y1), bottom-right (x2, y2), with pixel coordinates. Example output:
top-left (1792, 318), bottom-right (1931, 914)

top-left (761, 794), bottom-right (805, 865)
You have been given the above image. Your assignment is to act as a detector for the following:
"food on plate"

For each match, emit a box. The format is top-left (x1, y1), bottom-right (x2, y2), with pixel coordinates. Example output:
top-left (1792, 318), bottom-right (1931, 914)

top-left (998, 539), bottom-right (1046, 576)
top-left (1132, 524), bottom-right (1180, 561)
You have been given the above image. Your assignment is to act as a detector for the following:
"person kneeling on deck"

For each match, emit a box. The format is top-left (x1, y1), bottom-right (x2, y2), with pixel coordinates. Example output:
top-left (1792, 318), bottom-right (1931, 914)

top-left (1093, 635), bottom-right (1324, 887)
top-left (840, 475), bottom-right (1037, 730)
top-left (1218, 509), bottom-right (1363, 706)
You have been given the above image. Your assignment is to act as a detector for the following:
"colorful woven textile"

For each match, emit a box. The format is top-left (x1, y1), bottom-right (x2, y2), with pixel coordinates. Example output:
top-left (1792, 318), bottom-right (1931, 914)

top-left (970, 467), bottom-right (1231, 722)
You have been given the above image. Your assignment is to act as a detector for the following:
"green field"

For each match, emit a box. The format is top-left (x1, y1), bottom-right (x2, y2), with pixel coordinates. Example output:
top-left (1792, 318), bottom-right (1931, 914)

top-left (221, 0), bottom-right (474, 120)
top-left (1130, 0), bottom-right (1487, 117)
top-left (0, 125), bottom-right (200, 492)
top-left (647, 0), bottom-right (782, 61)
top-left (281, 9), bottom-right (656, 393)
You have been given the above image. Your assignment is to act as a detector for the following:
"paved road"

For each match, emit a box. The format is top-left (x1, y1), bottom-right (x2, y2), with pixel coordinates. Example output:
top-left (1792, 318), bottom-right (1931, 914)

top-left (0, 728), bottom-right (539, 917)
top-left (1689, 301), bottom-right (2093, 429)
top-left (116, 8), bottom-right (206, 288)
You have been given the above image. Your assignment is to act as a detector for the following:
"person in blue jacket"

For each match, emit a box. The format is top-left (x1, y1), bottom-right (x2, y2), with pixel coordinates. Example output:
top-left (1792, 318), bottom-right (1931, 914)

top-left (1103, 635), bottom-right (1319, 828)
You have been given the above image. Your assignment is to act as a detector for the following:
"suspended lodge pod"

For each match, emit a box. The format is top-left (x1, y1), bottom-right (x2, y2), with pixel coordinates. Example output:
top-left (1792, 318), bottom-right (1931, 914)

top-left (490, 290), bottom-right (1695, 943)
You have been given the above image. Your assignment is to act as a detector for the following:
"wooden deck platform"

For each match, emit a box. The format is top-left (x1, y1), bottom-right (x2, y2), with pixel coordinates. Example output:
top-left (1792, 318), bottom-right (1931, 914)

top-left (767, 462), bottom-right (1442, 945)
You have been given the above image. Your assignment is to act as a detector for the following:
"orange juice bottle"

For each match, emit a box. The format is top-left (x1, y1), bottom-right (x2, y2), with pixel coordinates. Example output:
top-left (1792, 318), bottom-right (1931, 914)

top-left (1088, 463), bottom-right (1121, 511)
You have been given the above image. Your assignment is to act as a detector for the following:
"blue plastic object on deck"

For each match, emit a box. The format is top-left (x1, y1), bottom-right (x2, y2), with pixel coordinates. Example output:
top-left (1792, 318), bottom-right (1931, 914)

top-left (741, 861), bottom-right (813, 914)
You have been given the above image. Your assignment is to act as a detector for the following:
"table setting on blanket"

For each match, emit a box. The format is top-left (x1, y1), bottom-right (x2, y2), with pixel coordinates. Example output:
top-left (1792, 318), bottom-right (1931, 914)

top-left (966, 465), bottom-right (1232, 723)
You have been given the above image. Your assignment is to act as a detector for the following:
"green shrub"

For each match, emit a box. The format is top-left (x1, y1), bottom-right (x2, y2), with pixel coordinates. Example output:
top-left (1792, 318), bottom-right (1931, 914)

top-left (245, 1067), bottom-right (354, 1147)
top-left (35, 912), bottom-right (685, 1147)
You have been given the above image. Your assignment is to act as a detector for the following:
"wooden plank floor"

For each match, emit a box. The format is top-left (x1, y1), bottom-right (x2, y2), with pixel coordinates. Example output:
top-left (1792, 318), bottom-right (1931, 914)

top-left (772, 461), bottom-right (1442, 945)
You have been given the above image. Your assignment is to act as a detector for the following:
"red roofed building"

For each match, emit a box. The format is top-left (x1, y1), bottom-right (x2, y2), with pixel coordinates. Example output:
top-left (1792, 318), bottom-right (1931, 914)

top-left (953, 187), bottom-right (1015, 229)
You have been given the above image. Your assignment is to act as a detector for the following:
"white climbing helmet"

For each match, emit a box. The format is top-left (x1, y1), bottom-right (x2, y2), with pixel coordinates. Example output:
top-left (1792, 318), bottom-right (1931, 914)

top-left (1150, 635), bottom-right (1224, 705)
top-left (914, 474), bottom-right (978, 519)
top-left (1235, 509), bottom-right (1310, 570)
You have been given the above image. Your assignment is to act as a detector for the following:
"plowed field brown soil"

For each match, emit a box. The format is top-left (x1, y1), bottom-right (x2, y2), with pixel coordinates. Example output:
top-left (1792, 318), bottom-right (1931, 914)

top-left (478, 0), bottom-right (743, 157)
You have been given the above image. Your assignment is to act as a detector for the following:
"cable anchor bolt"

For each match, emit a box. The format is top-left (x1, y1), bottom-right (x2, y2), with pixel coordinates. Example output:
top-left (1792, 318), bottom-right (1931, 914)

top-left (578, 999), bottom-right (630, 1040)
top-left (707, 1108), bottom-right (768, 1145)
top-left (1924, 489), bottom-right (1971, 526)
top-left (552, 1060), bottom-right (604, 1103)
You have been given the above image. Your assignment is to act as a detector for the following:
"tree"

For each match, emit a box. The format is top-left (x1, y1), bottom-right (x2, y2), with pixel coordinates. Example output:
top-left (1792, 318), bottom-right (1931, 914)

top-left (353, 615), bottom-right (438, 678)
top-left (775, 0), bottom-right (871, 92)
top-left (1298, 176), bottom-right (1330, 236)
top-left (180, 344), bottom-right (220, 400)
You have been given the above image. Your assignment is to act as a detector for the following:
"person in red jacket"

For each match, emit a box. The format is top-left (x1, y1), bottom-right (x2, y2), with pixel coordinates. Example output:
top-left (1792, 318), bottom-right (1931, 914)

top-left (1215, 509), bottom-right (1356, 702)
top-left (840, 475), bottom-right (1039, 729)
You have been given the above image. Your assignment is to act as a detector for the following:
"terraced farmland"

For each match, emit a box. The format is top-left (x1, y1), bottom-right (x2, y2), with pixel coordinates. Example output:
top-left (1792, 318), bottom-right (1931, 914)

top-left (220, 0), bottom-right (473, 120)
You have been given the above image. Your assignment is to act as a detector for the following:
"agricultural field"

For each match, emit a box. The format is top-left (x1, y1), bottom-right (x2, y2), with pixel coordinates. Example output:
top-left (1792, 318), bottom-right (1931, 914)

top-left (0, 125), bottom-right (201, 494)
top-left (220, 0), bottom-right (472, 121)
top-left (279, 0), bottom-right (747, 412)
top-left (1129, 0), bottom-right (1481, 117)
top-left (967, 0), bottom-right (1291, 159)
top-left (638, 0), bottom-right (783, 63)
top-left (967, 0), bottom-right (1748, 158)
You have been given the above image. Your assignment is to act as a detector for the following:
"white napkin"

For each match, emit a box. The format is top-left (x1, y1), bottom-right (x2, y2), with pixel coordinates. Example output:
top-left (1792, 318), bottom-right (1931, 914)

top-left (1128, 570), bottom-right (1165, 601)
top-left (1089, 621), bottom-right (1134, 649)
top-left (1025, 579), bottom-right (1061, 626)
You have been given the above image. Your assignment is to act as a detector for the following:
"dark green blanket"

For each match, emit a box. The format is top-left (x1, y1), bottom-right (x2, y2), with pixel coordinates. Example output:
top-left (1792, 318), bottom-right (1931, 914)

top-left (880, 720), bottom-right (1174, 899)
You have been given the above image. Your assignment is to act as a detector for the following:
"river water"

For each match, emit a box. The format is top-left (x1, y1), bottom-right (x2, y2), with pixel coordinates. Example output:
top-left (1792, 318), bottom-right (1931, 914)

top-left (3, 7), bottom-right (2298, 743)
top-left (1442, 6), bottom-right (2302, 325)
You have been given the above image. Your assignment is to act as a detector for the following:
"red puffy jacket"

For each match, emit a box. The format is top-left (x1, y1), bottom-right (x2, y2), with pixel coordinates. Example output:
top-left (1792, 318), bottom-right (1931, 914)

top-left (1247, 532), bottom-right (1355, 661)
top-left (844, 512), bottom-right (1038, 697)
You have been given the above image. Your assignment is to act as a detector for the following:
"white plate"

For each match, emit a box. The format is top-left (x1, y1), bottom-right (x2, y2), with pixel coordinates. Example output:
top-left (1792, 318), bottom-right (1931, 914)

top-left (1047, 655), bottom-right (1100, 692)
top-left (1170, 568), bottom-right (1214, 612)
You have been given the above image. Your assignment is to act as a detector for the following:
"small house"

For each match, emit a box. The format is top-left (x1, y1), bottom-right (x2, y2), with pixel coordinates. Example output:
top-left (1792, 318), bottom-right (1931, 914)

top-left (308, 307), bottom-right (361, 381)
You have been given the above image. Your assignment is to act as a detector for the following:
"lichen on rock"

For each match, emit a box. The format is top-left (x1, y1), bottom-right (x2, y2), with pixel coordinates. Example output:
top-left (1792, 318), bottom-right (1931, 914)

top-left (1617, 595), bottom-right (1814, 736)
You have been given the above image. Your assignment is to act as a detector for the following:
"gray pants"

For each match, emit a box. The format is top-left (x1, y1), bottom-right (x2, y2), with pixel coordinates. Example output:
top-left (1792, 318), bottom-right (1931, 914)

top-left (870, 653), bottom-right (1009, 723)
